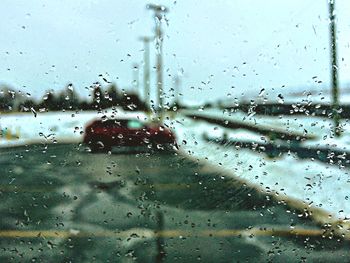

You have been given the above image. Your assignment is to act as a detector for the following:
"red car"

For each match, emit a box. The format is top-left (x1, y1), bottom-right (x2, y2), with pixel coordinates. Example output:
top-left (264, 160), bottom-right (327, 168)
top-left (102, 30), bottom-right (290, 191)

top-left (83, 118), bottom-right (177, 152)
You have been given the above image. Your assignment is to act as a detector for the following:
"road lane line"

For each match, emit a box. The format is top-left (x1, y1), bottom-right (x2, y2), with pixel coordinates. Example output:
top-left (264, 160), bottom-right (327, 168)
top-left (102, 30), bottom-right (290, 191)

top-left (0, 228), bottom-right (325, 239)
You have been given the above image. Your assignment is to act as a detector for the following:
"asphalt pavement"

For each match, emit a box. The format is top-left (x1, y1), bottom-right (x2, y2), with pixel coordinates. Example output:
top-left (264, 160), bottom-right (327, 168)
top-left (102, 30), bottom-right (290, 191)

top-left (0, 144), bottom-right (349, 262)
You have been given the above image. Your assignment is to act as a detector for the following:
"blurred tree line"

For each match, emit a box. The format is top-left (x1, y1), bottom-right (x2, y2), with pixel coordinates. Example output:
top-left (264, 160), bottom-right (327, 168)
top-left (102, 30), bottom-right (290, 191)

top-left (0, 83), bottom-right (148, 113)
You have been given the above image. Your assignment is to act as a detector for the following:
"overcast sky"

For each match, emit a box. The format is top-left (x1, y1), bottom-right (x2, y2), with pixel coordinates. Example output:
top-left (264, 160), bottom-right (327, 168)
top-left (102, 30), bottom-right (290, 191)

top-left (1, 0), bottom-right (350, 103)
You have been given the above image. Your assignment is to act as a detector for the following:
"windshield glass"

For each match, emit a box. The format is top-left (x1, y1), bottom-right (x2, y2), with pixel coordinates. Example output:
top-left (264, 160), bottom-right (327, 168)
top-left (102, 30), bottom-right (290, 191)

top-left (1, 1), bottom-right (350, 262)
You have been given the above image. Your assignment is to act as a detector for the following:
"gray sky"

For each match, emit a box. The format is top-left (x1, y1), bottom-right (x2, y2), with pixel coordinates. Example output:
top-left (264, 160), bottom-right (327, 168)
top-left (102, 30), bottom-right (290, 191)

top-left (1, 0), bottom-right (350, 103)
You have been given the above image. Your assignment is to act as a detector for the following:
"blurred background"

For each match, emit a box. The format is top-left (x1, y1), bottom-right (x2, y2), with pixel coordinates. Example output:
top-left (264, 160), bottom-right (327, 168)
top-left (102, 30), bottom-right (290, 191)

top-left (2, 1), bottom-right (350, 262)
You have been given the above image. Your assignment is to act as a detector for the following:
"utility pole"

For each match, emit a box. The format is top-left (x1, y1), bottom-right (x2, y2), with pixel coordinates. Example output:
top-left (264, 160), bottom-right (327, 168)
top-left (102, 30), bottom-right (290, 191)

top-left (139, 36), bottom-right (152, 111)
top-left (147, 4), bottom-right (168, 123)
top-left (329, 0), bottom-right (341, 136)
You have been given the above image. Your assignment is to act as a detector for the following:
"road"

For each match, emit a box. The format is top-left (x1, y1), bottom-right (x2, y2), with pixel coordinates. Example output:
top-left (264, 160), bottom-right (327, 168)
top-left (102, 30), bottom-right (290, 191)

top-left (0, 144), bottom-right (349, 262)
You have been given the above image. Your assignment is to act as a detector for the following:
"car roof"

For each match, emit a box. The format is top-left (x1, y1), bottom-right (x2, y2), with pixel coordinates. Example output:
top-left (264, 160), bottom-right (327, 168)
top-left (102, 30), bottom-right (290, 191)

top-left (91, 118), bottom-right (146, 127)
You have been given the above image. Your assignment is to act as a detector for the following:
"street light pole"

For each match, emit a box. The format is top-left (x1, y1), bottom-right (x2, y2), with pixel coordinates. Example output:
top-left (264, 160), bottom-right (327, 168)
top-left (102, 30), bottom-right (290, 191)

top-left (139, 36), bottom-right (152, 111)
top-left (329, 0), bottom-right (340, 136)
top-left (147, 4), bottom-right (168, 123)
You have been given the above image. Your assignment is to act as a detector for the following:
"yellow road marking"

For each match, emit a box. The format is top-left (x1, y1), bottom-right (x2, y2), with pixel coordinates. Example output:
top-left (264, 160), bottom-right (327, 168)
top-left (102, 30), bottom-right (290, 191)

top-left (201, 228), bottom-right (325, 237)
top-left (0, 228), bottom-right (325, 239)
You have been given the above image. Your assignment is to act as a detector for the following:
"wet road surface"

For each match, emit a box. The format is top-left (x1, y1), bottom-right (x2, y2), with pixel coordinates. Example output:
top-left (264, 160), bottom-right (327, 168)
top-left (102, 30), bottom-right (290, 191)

top-left (0, 144), bottom-right (349, 262)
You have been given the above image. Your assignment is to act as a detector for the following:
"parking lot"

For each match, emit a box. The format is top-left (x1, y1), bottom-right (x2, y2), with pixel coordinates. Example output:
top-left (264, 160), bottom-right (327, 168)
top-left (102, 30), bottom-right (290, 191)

top-left (1, 144), bottom-right (350, 262)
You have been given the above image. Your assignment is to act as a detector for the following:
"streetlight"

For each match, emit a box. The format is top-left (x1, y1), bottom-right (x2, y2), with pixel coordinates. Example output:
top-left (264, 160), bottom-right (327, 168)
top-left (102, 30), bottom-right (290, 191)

top-left (139, 36), bottom-right (152, 111)
top-left (329, 0), bottom-right (340, 136)
top-left (147, 4), bottom-right (168, 122)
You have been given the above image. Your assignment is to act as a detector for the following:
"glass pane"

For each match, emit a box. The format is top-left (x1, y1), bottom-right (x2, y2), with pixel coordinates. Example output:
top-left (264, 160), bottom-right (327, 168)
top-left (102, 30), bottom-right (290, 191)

top-left (1, 1), bottom-right (350, 262)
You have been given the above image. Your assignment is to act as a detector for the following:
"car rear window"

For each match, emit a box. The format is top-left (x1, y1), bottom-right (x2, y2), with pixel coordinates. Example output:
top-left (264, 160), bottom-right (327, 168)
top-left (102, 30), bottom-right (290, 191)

top-left (127, 120), bottom-right (144, 129)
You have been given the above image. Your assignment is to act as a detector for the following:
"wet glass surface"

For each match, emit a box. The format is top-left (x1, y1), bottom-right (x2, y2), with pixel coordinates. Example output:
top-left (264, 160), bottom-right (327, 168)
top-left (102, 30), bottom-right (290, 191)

top-left (1, 1), bottom-right (350, 262)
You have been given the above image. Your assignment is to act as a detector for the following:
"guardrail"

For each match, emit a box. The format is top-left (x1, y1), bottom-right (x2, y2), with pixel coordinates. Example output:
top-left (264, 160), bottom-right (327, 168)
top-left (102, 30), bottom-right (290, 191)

top-left (185, 114), bottom-right (315, 142)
